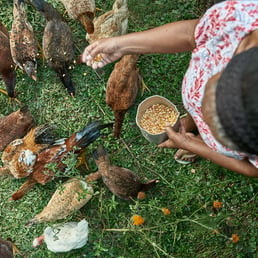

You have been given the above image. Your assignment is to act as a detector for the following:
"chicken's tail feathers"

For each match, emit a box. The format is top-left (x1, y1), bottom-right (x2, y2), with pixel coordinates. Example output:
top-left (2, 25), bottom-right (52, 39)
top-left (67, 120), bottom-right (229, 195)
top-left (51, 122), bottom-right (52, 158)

top-left (76, 121), bottom-right (113, 148)
top-left (34, 124), bottom-right (56, 145)
top-left (31, 0), bottom-right (61, 21)
top-left (141, 179), bottom-right (159, 192)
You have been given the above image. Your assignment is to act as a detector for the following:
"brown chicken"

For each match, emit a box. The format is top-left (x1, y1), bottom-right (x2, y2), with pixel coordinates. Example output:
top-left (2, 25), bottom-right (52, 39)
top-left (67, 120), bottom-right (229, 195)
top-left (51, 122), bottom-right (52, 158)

top-left (60, 0), bottom-right (95, 33)
top-left (0, 237), bottom-right (13, 258)
top-left (10, 0), bottom-right (38, 81)
top-left (0, 124), bottom-right (55, 178)
top-left (26, 177), bottom-right (94, 225)
top-left (0, 105), bottom-right (35, 151)
top-left (86, 0), bottom-right (128, 44)
top-left (31, 0), bottom-right (76, 96)
top-left (93, 145), bottom-right (158, 200)
top-left (10, 121), bottom-right (112, 200)
top-left (0, 20), bottom-right (17, 99)
top-left (106, 54), bottom-right (141, 138)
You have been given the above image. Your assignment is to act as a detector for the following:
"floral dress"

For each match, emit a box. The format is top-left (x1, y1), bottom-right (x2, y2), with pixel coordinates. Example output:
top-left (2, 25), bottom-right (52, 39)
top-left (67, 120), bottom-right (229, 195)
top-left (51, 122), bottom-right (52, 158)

top-left (182, 0), bottom-right (258, 167)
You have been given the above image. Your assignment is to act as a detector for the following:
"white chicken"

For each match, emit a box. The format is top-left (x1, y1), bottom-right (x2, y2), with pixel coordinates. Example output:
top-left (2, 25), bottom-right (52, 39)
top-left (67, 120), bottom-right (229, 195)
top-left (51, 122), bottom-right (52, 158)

top-left (32, 219), bottom-right (89, 253)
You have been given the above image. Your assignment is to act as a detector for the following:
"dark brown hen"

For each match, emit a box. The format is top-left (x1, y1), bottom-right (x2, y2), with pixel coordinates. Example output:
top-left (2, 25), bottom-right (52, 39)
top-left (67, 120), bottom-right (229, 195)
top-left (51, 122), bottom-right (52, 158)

top-left (0, 21), bottom-right (16, 99)
top-left (106, 54), bottom-right (141, 138)
top-left (93, 145), bottom-right (157, 200)
top-left (31, 0), bottom-right (76, 96)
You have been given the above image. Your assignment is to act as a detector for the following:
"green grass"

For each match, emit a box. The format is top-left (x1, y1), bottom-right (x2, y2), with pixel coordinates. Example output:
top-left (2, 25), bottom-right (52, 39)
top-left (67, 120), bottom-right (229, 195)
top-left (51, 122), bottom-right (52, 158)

top-left (0, 0), bottom-right (257, 257)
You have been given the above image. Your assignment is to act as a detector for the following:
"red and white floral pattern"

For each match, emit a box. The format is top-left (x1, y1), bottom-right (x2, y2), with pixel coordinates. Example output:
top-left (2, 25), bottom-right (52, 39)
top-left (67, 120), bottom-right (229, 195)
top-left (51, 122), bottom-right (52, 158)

top-left (182, 0), bottom-right (258, 167)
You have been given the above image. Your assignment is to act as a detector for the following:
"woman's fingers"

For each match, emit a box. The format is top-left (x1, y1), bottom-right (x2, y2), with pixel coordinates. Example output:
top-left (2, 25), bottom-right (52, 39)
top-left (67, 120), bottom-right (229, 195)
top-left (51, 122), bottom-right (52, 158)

top-left (158, 126), bottom-right (177, 148)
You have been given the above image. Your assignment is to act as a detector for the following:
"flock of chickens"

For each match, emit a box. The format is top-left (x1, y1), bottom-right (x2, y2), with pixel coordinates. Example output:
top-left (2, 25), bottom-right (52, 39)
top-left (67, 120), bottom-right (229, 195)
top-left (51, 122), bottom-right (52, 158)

top-left (0, 0), bottom-right (157, 255)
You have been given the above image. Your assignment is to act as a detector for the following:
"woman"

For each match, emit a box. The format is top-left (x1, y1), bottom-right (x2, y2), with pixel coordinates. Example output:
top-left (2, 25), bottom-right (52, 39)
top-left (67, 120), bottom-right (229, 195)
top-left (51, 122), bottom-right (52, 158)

top-left (81, 0), bottom-right (258, 177)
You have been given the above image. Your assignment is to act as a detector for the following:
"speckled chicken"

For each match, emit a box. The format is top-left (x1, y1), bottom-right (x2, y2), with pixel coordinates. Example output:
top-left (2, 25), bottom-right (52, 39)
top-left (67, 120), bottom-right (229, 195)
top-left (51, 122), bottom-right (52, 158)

top-left (0, 106), bottom-right (35, 151)
top-left (11, 121), bottom-right (112, 200)
top-left (86, 0), bottom-right (128, 44)
top-left (93, 145), bottom-right (157, 200)
top-left (60, 0), bottom-right (95, 33)
top-left (0, 124), bottom-right (55, 178)
top-left (26, 177), bottom-right (94, 225)
top-left (0, 237), bottom-right (13, 258)
top-left (106, 54), bottom-right (141, 138)
top-left (10, 0), bottom-right (38, 81)
top-left (0, 21), bottom-right (16, 99)
top-left (31, 0), bottom-right (76, 96)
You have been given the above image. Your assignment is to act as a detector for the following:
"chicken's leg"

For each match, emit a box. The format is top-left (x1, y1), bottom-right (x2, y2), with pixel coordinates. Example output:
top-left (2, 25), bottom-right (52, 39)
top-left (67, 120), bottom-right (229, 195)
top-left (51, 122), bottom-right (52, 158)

top-left (76, 149), bottom-right (90, 170)
top-left (141, 78), bottom-right (150, 96)
top-left (0, 88), bottom-right (21, 104)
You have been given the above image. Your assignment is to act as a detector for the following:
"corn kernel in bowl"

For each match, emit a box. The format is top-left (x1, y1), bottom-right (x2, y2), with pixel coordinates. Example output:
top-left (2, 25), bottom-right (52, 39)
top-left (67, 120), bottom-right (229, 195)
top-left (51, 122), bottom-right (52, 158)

top-left (140, 104), bottom-right (178, 134)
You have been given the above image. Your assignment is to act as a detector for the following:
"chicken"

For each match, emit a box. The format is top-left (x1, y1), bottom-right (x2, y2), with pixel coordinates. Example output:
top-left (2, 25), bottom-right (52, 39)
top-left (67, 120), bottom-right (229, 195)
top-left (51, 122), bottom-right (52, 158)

top-left (11, 121), bottom-right (113, 200)
top-left (31, 0), bottom-right (76, 96)
top-left (26, 177), bottom-right (94, 225)
top-left (86, 0), bottom-right (128, 44)
top-left (0, 237), bottom-right (13, 258)
top-left (106, 54), bottom-right (141, 138)
top-left (10, 0), bottom-right (38, 81)
top-left (32, 219), bottom-right (89, 253)
top-left (0, 20), bottom-right (17, 99)
top-left (0, 105), bottom-right (35, 151)
top-left (60, 0), bottom-right (95, 33)
top-left (0, 124), bottom-right (55, 178)
top-left (93, 145), bottom-right (158, 200)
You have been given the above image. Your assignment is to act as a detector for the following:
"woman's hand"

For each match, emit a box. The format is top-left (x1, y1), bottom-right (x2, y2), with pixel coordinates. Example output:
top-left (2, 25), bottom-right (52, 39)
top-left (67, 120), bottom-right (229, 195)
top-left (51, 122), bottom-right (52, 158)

top-left (81, 37), bottom-right (124, 69)
top-left (158, 125), bottom-right (196, 149)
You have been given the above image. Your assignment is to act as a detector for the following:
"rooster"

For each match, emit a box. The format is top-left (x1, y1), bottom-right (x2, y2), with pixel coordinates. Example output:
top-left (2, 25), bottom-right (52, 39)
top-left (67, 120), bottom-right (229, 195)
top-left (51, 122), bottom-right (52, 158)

top-left (0, 124), bottom-right (55, 178)
top-left (31, 0), bottom-right (76, 96)
top-left (10, 121), bottom-right (113, 200)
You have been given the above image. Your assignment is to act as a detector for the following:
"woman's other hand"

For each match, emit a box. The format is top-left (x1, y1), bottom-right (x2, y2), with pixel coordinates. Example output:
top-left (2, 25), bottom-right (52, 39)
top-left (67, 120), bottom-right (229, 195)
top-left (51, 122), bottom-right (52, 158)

top-left (158, 125), bottom-right (196, 149)
top-left (81, 37), bottom-right (124, 69)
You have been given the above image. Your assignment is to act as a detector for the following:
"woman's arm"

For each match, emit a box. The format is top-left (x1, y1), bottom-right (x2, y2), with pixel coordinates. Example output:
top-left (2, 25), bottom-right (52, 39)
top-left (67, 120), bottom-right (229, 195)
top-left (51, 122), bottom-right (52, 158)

top-left (81, 19), bottom-right (199, 68)
top-left (159, 126), bottom-right (258, 178)
top-left (117, 19), bottom-right (199, 54)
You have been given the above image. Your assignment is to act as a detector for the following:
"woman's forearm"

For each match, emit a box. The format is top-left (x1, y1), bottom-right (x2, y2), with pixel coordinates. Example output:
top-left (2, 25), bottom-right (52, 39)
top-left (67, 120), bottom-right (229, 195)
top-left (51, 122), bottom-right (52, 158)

top-left (118, 19), bottom-right (199, 54)
top-left (185, 136), bottom-right (258, 177)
